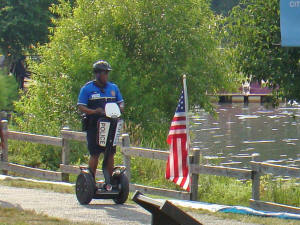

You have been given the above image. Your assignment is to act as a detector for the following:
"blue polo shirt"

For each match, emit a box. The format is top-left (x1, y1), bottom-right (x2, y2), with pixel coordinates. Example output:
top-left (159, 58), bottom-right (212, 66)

top-left (77, 81), bottom-right (124, 127)
top-left (77, 80), bottom-right (124, 109)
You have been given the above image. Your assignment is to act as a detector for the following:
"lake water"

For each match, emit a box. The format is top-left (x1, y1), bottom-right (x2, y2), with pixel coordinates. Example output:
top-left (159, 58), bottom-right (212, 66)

top-left (191, 103), bottom-right (300, 169)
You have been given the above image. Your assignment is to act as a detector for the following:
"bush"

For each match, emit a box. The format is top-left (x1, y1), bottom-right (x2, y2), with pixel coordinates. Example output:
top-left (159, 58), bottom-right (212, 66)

top-left (0, 70), bottom-right (19, 111)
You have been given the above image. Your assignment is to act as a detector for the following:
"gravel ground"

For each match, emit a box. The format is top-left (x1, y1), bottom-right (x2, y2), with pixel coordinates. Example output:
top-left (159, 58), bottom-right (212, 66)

top-left (0, 185), bottom-right (259, 225)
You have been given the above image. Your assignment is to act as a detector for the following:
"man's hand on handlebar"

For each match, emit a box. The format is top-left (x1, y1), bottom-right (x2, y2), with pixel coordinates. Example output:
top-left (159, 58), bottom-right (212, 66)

top-left (95, 107), bottom-right (105, 116)
top-left (78, 105), bottom-right (105, 116)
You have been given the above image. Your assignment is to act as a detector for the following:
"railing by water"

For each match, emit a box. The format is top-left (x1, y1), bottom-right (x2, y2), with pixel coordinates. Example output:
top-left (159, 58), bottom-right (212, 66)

top-left (0, 119), bottom-right (299, 214)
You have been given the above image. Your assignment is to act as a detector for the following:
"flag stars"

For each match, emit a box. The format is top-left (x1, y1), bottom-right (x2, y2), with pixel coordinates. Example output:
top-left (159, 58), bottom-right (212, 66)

top-left (175, 92), bottom-right (185, 112)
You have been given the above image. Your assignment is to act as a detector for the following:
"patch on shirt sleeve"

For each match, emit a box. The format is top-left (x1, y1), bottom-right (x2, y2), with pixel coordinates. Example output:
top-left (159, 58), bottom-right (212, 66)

top-left (111, 90), bottom-right (116, 97)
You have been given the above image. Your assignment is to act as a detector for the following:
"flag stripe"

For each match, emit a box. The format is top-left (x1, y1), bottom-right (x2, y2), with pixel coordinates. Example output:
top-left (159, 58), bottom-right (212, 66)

top-left (169, 141), bottom-right (174, 178)
top-left (173, 112), bottom-right (186, 117)
top-left (170, 125), bottom-right (186, 130)
top-left (181, 139), bottom-right (188, 177)
top-left (168, 129), bottom-right (186, 135)
top-left (173, 138), bottom-right (179, 178)
top-left (172, 116), bottom-right (186, 121)
top-left (177, 138), bottom-right (183, 178)
top-left (171, 120), bottom-right (186, 126)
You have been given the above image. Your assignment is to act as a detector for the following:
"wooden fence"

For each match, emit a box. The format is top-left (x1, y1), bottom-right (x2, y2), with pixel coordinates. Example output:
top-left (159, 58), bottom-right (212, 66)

top-left (0, 119), bottom-right (300, 213)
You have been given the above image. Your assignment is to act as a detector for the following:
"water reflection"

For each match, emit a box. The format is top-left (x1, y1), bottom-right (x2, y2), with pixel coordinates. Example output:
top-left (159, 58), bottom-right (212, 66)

top-left (191, 103), bottom-right (300, 168)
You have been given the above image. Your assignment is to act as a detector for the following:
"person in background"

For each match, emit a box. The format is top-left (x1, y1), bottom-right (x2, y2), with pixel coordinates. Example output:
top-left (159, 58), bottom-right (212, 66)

top-left (0, 121), bottom-right (4, 155)
top-left (10, 56), bottom-right (26, 89)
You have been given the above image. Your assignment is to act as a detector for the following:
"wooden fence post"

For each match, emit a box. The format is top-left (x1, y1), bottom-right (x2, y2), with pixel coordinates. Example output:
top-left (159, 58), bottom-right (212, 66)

top-left (121, 134), bottom-right (131, 182)
top-left (251, 170), bottom-right (260, 201)
top-left (190, 148), bottom-right (200, 201)
top-left (61, 127), bottom-right (70, 182)
top-left (1, 120), bottom-right (8, 175)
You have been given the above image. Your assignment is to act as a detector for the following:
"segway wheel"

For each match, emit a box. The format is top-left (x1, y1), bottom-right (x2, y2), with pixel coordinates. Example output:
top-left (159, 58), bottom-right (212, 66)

top-left (113, 173), bottom-right (129, 204)
top-left (75, 172), bottom-right (95, 205)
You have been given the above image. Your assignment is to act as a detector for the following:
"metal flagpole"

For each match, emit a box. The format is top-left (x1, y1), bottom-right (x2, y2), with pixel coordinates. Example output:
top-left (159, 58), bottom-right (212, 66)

top-left (183, 74), bottom-right (190, 153)
top-left (183, 74), bottom-right (192, 192)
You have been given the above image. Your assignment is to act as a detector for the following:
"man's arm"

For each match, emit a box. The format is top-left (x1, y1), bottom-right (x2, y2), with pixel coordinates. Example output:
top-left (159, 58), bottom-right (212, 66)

top-left (118, 102), bottom-right (125, 113)
top-left (115, 85), bottom-right (124, 113)
top-left (78, 105), bottom-right (105, 116)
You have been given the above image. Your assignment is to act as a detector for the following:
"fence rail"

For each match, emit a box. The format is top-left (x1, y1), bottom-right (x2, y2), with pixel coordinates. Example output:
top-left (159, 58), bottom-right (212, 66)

top-left (190, 164), bottom-right (252, 180)
top-left (8, 131), bottom-right (63, 146)
top-left (1, 119), bottom-right (300, 213)
top-left (0, 161), bottom-right (62, 181)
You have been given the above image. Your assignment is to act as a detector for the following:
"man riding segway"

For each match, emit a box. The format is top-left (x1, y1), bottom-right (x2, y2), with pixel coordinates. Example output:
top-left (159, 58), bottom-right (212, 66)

top-left (77, 60), bottom-right (124, 193)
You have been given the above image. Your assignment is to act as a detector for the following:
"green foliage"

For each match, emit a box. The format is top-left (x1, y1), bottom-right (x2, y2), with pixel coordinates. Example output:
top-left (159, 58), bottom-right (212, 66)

top-left (0, 70), bottom-right (19, 111)
top-left (225, 0), bottom-right (300, 101)
top-left (127, 155), bottom-right (180, 190)
top-left (211, 0), bottom-right (240, 15)
top-left (0, 0), bottom-right (55, 57)
top-left (12, 0), bottom-right (237, 168)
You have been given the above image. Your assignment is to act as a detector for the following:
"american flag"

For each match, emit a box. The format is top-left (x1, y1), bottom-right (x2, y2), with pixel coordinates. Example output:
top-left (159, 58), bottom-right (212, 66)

top-left (165, 90), bottom-right (190, 191)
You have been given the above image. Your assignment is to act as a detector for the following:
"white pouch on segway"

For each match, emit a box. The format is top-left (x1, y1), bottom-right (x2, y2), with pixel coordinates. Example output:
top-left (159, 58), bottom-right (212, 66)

top-left (105, 103), bottom-right (121, 118)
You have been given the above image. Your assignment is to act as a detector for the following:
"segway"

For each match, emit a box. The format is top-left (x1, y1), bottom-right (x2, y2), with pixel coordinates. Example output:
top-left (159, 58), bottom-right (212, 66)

top-left (75, 103), bottom-right (129, 205)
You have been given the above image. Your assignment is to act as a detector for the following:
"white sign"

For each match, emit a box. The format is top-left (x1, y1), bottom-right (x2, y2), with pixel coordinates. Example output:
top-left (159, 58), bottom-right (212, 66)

top-left (98, 122), bottom-right (110, 147)
top-left (281, 0), bottom-right (300, 46)
top-left (113, 120), bottom-right (123, 146)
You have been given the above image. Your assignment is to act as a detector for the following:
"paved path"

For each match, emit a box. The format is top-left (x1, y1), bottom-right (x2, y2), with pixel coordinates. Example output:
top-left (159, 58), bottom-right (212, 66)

top-left (0, 185), bottom-right (259, 225)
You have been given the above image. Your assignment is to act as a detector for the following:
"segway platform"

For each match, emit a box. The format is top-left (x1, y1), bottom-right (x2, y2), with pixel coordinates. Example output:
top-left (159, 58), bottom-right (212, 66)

top-left (76, 165), bottom-right (129, 204)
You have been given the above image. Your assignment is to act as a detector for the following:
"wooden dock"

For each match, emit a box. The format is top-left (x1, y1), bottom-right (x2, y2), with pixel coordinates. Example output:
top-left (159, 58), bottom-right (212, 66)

top-left (207, 93), bottom-right (274, 103)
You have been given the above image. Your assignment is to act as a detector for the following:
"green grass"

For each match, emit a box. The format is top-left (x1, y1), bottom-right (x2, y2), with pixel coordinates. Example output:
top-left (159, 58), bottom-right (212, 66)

top-left (196, 174), bottom-right (300, 208)
top-left (197, 175), bottom-right (252, 206)
top-left (0, 206), bottom-right (103, 225)
top-left (260, 176), bottom-right (300, 207)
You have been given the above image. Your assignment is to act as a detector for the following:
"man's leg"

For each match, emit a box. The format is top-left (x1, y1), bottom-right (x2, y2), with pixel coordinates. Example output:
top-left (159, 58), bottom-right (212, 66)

top-left (102, 153), bottom-right (114, 190)
top-left (106, 153), bottom-right (114, 177)
top-left (88, 154), bottom-right (100, 178)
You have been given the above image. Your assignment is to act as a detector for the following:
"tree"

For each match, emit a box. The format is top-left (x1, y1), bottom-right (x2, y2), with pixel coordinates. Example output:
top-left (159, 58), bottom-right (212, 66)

top-left (0, 72), bottom-right (18, 111)
top-left (14, 0), bottom-right (237, 169)
top-left (225, 0), bottom-right (300, 101)
top-left (211, 0), bottom-right (240, 15)
top-left (0, 0), bottom-right (55, 58)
